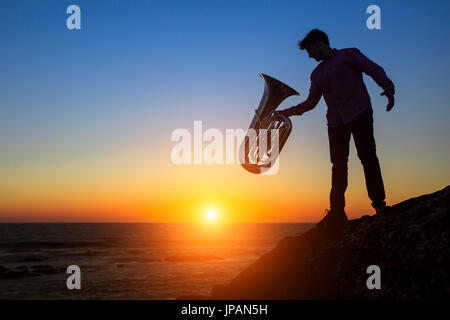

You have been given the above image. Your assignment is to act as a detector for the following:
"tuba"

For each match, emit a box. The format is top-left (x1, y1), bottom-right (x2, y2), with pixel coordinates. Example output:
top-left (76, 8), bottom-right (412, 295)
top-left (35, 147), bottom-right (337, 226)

top-left (240, 74), bottom-right (299, 174)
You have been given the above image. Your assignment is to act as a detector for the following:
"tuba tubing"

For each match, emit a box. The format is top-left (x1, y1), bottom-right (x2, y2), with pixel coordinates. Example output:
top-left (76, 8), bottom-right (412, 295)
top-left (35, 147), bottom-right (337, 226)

top-left (240, 74), bottom-right (299, 174)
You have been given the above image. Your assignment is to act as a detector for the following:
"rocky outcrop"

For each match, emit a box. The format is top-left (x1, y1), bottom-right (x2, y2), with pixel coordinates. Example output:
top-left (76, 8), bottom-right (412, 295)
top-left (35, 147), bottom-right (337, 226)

top-left (209, 186), bottom-right (450, 300)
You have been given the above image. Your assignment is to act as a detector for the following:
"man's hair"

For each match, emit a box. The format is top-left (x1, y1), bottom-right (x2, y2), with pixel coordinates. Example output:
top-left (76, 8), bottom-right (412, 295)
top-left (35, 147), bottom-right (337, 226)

top-left (298, 29), bottom-right (330, 50)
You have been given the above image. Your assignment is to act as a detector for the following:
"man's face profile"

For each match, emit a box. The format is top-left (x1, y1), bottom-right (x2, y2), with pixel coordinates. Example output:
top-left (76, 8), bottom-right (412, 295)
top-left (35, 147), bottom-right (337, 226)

top-left (305, 41), bottom-right (323, 62)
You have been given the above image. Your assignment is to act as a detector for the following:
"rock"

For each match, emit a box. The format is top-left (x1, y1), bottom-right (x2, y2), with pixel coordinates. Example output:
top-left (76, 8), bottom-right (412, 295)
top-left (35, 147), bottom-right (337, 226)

top-left (207, 185), bottom-right (450, 300)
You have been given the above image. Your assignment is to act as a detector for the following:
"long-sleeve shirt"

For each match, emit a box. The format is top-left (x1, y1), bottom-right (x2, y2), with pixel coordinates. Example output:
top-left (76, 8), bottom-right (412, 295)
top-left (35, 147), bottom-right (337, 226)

top-left (284, 48), bottom-right (395, 127)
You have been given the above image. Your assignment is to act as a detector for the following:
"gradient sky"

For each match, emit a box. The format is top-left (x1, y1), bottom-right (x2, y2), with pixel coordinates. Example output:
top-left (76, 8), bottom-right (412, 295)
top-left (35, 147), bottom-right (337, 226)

top-left (1, 0), bottom-right (449, 222)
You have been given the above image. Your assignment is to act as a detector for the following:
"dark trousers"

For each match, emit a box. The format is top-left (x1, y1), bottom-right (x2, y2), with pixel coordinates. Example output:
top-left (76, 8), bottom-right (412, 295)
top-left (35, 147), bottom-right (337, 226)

top-left (328, 108), bottom-right (386, 211)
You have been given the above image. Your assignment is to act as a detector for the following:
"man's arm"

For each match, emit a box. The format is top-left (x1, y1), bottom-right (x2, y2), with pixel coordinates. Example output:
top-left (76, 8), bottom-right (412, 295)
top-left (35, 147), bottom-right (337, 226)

top-left (279, 75), bottom-right (321, 117)
top-left (348, 48), bottom-right (395, 111)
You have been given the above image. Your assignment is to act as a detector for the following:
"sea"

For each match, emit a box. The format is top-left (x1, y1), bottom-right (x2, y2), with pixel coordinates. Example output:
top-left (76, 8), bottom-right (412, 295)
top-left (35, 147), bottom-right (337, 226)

top-left (0, 223), bottom-right (313, 299)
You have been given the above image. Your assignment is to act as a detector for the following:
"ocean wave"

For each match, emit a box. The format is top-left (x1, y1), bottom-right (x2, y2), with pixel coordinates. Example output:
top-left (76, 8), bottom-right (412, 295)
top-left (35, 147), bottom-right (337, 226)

top-left (0, 264), bottom-right (65, 279)
top-left (0, 252), bottom-right (51, 263)
top-left (0, 241), bottom-right (109, 249)
top-left (164, 254), bottom-right (222, 262)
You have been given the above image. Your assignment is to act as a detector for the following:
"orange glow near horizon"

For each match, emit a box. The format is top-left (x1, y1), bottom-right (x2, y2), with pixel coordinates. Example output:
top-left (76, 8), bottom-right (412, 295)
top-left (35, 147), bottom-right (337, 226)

top-left (1, 131), bottom-right (449, 223)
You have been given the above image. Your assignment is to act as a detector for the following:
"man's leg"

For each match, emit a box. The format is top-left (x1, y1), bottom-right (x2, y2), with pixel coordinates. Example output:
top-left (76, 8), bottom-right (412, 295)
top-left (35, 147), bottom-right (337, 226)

top-left (350, 108), bottom-right (386, 209)
top-left (328, 125), bottom-right (351, 211)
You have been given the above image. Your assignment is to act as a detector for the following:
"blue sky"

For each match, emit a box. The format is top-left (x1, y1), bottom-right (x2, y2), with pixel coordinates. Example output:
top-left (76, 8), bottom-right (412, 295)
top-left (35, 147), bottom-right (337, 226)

top-left (1, 0), bottom-right (449, 133)
top-left (1, 0), bottom-right (449, 221)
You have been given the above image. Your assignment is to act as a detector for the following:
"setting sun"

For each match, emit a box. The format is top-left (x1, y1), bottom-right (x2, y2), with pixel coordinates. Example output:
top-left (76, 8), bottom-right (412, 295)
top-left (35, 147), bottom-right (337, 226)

top-left (206, 210), bottom-right (217, 221)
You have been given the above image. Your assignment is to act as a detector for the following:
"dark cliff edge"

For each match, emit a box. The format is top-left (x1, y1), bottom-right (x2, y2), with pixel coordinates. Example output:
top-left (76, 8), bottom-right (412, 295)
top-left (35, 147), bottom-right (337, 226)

top-left (180, 185), bottom-right (450, 300)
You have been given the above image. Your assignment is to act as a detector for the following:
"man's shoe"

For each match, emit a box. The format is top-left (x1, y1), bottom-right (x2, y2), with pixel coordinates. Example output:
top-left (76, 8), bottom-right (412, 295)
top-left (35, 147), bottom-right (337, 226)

top-left (374, 205), bottom-right (392, 216)
top-left (316, 209), bottom-right (348, 230)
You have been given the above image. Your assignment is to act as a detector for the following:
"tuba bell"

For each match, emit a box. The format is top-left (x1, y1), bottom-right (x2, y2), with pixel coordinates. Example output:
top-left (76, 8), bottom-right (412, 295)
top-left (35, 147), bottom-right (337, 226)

top-left (240, 74), bottom-right (299, 174)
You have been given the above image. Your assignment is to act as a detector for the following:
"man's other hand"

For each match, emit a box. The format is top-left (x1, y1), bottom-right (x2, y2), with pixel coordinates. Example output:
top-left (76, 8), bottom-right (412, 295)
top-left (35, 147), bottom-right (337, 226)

top-left (380, 90), bottom-right (395, 111)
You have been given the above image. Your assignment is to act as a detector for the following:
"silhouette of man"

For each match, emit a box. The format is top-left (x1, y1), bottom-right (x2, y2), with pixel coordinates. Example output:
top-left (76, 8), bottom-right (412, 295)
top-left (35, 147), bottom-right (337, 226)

top-left (278, 29), bottom-right (395, 229)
